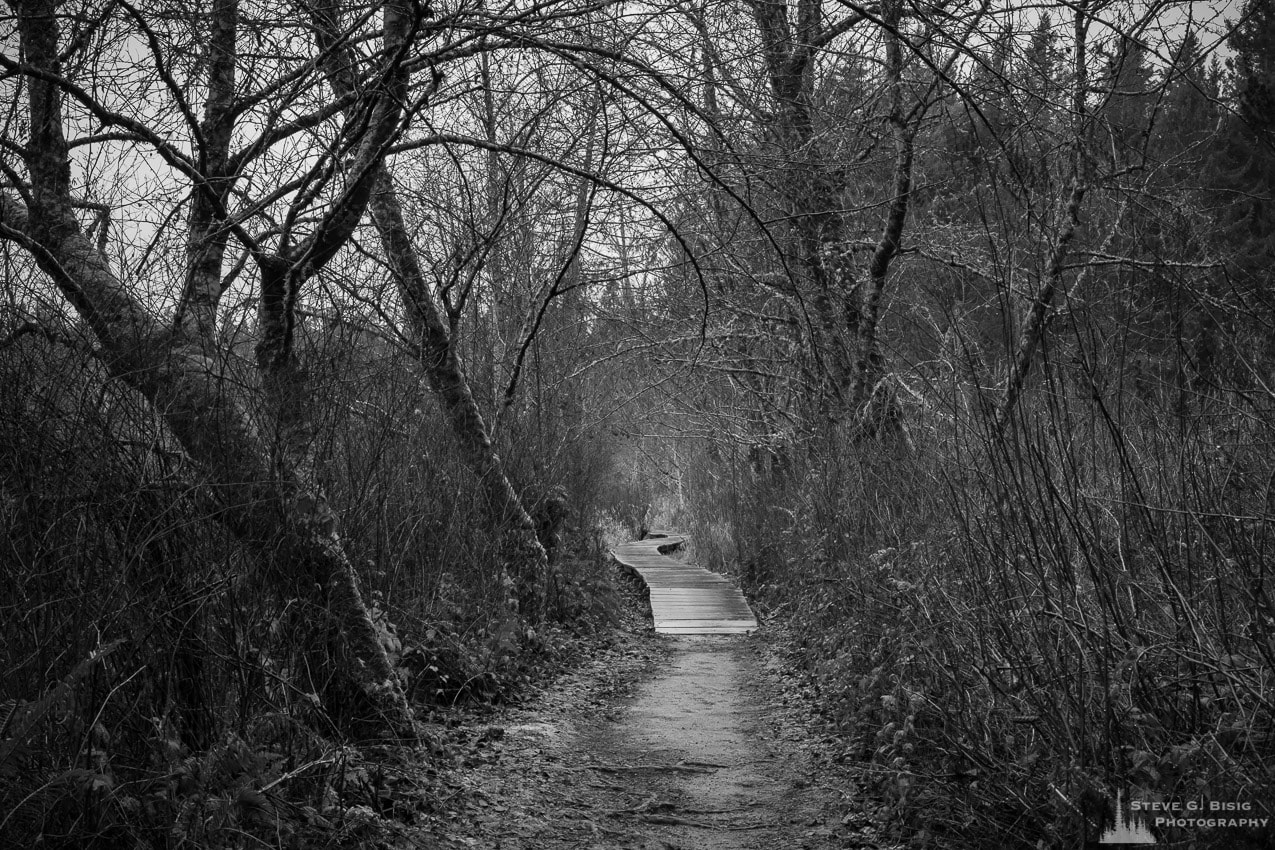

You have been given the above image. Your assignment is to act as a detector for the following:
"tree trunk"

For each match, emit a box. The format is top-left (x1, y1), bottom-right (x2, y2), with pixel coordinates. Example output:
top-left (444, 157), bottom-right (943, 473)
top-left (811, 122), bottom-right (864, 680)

top-left (175, 0), bottom-right (238, 351)
top-left (300, 3), bottom-right (549, 621)
top-left (2, 0), bottom-right (416, 740)
top-left (995, 5), bottom-right (1094, 434)
top-left (369, 172), bottom-right (549, 621)
top-left (852, 4), bottom-right (914, 435)
top-left (747, 0), bottom-right (921, 429)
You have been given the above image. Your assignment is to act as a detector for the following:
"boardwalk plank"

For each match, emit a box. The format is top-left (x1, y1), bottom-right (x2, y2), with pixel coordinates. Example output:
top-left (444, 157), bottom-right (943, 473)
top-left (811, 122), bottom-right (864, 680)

top-left (610, 532), bottom-right (758, 635)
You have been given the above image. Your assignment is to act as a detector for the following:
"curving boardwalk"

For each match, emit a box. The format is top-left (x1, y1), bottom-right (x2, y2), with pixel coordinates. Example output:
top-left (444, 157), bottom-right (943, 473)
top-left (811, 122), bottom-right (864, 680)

top-left (611, 531), bottom-right (758, 635)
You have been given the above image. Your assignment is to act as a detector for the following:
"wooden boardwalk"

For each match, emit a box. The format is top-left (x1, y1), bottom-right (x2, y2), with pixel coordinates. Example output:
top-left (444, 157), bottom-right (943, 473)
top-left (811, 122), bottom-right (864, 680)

top-left (611, 532), bottom-right (758, 635)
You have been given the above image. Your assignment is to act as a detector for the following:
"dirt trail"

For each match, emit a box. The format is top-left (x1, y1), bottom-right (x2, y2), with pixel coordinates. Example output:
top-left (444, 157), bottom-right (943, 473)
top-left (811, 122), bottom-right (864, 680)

top-left (581, 634), bottom-right (820, 848)
top-left (436, 624), bottom-right (877, 849)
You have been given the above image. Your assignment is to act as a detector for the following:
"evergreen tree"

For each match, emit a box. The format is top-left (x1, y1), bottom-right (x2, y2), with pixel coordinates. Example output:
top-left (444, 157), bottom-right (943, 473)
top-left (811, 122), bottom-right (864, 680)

top-left (939, 26), bottom-right (1015, 187)
top-left (1156, 30), bottom-right (1220, 166)
top-left (1231, 0), bottom-right (1275, 133)
top-left (1013, 13), bottom-right (1067, 192)
top-left (1098, 35), bottom-right (1155, 168)
top-left (1022, 12), bottom-right (1065, 105)
top-left (1215, 0), bottom-right (1275, 283)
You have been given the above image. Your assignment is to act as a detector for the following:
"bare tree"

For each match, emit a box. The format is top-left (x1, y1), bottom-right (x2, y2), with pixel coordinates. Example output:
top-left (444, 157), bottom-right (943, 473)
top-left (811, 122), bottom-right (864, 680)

top-left (0, 0), bottom-right (423, 736)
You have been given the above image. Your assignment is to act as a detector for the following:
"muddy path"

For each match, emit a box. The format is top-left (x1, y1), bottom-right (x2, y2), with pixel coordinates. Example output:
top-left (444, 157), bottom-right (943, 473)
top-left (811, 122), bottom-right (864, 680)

top-left (574, 634), bottom-right (833, 849)
top-left (433, 615), bottom-right (886, 849)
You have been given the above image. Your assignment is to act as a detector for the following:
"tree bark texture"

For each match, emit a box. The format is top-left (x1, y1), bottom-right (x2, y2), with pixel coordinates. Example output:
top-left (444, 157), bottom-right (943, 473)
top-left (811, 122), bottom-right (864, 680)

top-left (854, 3), bottom-right (914, 432)
top-left (176, 0), bottom-right (239, 351)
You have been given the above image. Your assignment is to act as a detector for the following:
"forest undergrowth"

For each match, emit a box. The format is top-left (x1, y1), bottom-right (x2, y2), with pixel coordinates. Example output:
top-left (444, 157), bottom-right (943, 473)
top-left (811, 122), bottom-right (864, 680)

top-left (681, 380), bottom-right (1275, 848)
top-left (0, 331), bottom-right (636, 849)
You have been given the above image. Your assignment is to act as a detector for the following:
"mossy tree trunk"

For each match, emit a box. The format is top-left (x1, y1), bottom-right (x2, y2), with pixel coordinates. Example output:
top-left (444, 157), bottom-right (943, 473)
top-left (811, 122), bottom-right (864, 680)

top-left (303, 6), bottom-right (550, 621)
top-left (1, 0), bottom-right (418, 739)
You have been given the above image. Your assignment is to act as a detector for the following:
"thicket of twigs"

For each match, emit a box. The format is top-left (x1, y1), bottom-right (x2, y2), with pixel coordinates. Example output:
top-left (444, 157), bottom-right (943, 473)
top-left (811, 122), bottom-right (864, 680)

top-left (681, 317), bottom-right (1275, 848)
top-left (0, 324), bottom-right (625, 848)
top-left (675, 180), bottom-right (1275, 847)
top-left (661, 4), bottom-right (1275, 845)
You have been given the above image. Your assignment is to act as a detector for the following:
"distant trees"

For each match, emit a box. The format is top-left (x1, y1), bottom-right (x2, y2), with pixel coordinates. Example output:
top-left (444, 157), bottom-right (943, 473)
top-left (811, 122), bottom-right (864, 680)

top-left (708, 0), bottom-right (957, 429)
top-left (653, 0), bottom-right (1265, 441)
top-left (1218, 0), bottom-right (1275, 284)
